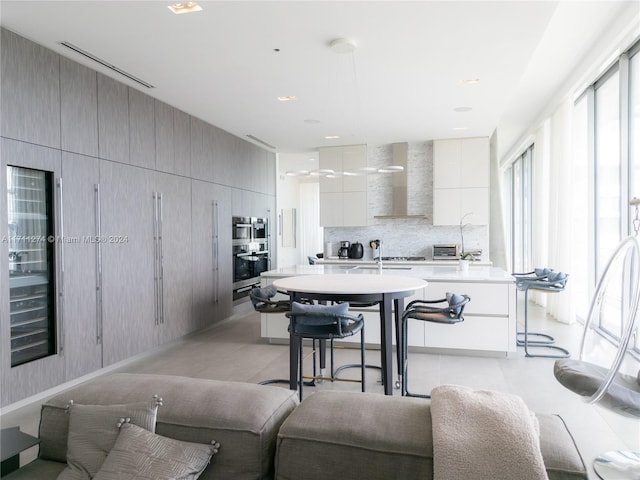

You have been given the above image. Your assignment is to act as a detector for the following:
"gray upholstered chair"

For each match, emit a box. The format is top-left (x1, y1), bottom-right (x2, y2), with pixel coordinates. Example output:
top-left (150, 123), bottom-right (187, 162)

top-left (399, 293), bottom-right (470, 398)
top-left (512, 268), bottom-right (570, 358)
top-left (249, 284), bottom-right (291, 313)
top-left (554, 236), bottom-right (640, 479)
top-left (286, 301), bottom-right (366, 400)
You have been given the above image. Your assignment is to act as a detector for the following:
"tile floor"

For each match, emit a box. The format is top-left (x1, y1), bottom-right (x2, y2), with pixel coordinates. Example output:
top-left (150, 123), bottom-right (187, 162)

top-left (2, 300), bottom-right (639, 479)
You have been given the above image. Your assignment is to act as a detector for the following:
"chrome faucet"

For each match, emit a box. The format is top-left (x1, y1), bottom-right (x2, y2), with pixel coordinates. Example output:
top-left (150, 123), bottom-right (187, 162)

top-left (371, 239), bottom-right (382, 270)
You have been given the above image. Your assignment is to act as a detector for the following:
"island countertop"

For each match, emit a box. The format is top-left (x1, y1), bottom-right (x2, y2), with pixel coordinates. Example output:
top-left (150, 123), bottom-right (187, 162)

top-left (260, 264), bottom-right (514, 284)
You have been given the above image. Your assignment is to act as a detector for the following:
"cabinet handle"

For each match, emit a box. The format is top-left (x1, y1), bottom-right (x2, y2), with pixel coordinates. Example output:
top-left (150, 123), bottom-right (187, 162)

top-left (95, 184), bottom-right (103, 345)
top-left (212, 200), bottom-right (219, 304)
top-left (56, 178), bottom-right (65, 356)
top-left (158, 192), bottom-right (164, 325)
top-left (153, 192), bottom-right (159, 326)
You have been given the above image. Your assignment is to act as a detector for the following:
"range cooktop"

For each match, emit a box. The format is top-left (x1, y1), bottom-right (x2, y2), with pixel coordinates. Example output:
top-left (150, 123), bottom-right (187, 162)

top-left (381, 256), bottom-right (426, 261)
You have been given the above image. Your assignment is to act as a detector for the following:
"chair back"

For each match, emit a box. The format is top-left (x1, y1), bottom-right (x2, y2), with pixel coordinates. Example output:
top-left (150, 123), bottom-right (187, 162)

top-left (286, 302), bottom-right (363, 339)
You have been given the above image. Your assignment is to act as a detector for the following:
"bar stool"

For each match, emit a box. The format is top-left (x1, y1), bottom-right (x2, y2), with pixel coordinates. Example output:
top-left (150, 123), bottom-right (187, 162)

top-left (512, 268), bottom-right (570, 358)
top-left (400, 293), bottom-right (470, 398)
top-left (286, 301), bottom-right (366, 400)
top-left (251, 286), bottom-right (317, 387)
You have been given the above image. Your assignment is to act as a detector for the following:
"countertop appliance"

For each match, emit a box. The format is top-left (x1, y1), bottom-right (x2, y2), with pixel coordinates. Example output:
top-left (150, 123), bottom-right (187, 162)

top-left (338, 241), bottom-right (350, 258)
top-left (348, 242), bottom-right (364, 259)
top-left (433, 244), bottom-right (460, 260)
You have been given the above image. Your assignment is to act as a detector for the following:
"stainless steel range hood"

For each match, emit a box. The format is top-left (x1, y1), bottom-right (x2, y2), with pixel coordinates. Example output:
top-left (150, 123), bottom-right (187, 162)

top-left (374, 143), bottom-right (425, 219)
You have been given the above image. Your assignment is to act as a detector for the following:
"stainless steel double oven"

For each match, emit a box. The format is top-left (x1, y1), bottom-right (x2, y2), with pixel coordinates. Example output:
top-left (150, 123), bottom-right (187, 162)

top-left (232, 216), bottom-right (269, 300)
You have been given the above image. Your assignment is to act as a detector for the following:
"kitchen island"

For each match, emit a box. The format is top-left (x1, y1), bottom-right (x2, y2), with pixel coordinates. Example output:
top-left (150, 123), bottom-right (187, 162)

top-left (260, 264), bottom-right (516, 356)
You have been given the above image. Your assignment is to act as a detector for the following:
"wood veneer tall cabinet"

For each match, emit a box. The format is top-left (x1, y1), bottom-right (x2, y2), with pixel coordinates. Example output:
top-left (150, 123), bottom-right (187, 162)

top-left (433, 137), bottom-right (490, 225)
top-left (191, 181), bottom-right (233, 329)
top-left (60, 152), bottom-right (102, 380)
top-left (99, 161), bottom-right (157, 367)
top-left (0, 27), bottom-right (276, 407)
top-left (0, 140), bottom-right (66, 406)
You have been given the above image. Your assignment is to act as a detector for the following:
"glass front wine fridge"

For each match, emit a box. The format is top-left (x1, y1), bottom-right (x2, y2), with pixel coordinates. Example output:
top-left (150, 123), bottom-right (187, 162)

top-left (7, 165), bottom-right (57, 367)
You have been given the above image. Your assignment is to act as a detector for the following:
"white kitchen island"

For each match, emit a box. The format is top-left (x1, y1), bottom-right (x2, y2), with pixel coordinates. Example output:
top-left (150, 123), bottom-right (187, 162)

top-left (259, 264), bottom-right (517, 356)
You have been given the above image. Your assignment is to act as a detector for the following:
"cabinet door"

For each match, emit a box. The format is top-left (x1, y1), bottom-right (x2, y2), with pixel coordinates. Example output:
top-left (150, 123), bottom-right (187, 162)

top-left (129, 89), bottom-right (156, 169)
top-left (460, 137), bottom-right (489, 188)
top-left (99, 161), bottom-right (156, 366)
top-left (319, 192), bottom-right (344, 227)
top-left (433, 139), bottom-right (460, 188)
top-left (156, 172), bottom-right (192, 342)
top-left (319, 147), bottom-right (342, 193)
top-left (460, 187), bottom-right (489, 225)
top-left (343, 191), bottom-right (368, 227)
top-left (342, 145), bottom-right (367, 192)
top-left (61, 152), bottom-right (102, 379)
top-left (191, 180), bottom-right (232, 329)
top-left (433, 188), bottom-right (461, 225)
top-left (97, 74), bottom-right (129, 164)
top-left (1, 139), bottom-right (65, 406)
top-left (0, 29), bottom-right (61, 149)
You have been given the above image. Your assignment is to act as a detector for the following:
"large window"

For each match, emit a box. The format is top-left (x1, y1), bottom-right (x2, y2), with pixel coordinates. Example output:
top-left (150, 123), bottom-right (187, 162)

top-left (507, 145), bottom-right (533, 274)
top-left (573, 39), bottom-right (640, 352)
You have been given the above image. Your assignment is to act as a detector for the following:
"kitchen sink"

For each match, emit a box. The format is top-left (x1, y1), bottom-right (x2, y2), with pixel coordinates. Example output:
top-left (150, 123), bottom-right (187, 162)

top-left (351, 265), bottom-right (413, 270)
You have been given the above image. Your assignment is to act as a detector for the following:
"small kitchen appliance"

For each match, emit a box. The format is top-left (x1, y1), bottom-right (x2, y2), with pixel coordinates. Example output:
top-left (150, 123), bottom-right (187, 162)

top-left (338, 241), bottom-right (350, 259)
top-left (432, 244), bottom-right (460, 260)
top-left (348, 242), bottom-right (364, 259)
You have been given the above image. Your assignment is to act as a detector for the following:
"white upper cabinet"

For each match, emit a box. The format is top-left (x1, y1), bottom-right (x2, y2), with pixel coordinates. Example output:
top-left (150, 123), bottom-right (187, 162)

top-left (433, 137), bottom-right (489, 225)
top-left (319, 144), bottom-right (368, 227)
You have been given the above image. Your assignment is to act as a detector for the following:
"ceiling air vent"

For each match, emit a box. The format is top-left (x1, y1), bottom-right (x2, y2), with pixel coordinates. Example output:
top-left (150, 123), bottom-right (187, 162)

top-left (60, 41), bottom-right (154, 89)
top-left (246, 135), bottom-right (276, 150)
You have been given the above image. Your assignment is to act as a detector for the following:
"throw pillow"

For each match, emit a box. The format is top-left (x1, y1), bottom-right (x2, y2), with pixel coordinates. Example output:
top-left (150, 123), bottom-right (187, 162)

top-left (56, 396), bottom-right (162, 480)
top-left (93, 422), bottom-right (220, 480)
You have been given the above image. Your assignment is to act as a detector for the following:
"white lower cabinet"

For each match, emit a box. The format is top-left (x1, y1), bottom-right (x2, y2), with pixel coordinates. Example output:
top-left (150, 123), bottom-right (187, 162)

top-left (259, 275), bottom-right (516, 355)
top-left (423, 281), bottom-right (516, 353)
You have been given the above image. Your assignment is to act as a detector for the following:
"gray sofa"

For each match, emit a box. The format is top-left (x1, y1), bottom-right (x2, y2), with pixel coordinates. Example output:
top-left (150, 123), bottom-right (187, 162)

top-left (6, 373), bottom-right (587, 480)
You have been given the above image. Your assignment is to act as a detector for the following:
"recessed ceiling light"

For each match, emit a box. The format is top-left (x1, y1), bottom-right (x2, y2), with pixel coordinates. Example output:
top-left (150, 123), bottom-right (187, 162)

top-left (458, 78), bottom-right (480, 85)
top-left (453, 126), bottom-right (469, 131)
top-left (167, 2), bottom-right (202, 14)
top-left (453, 106), bottom-right (473, 112)
top-left (325, 135), bottom-right (340, 140)
top-left (277, 96), bottom-right (298, 102)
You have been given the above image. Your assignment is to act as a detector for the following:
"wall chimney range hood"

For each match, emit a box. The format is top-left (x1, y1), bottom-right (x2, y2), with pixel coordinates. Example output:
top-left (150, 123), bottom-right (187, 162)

top-left (374, 142), bottom-right (425, 219)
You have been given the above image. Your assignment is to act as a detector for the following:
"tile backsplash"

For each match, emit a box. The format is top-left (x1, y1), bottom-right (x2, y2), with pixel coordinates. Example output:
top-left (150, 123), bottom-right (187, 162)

top-left (323, 141), bottom-right (490, 261)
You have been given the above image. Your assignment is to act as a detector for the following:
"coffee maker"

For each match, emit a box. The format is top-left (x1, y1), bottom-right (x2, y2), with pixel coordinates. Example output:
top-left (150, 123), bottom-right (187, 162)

top-left (338, 241), bottom-right (350, 258)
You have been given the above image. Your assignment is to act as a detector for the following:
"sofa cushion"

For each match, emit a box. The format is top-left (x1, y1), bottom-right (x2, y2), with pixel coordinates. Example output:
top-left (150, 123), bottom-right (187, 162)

top-left (274, 391), bottom-right (588, 480)
top-left (275, 391), bottom-right (433, 480)
top-left (93, 423), bottom-right (219, 480)
top-left (39, 373), bottom-right (299, 480)
top-left (57, 398), bottom-right (161, 480)
top-left (537, 414), bottom-right (587, 480)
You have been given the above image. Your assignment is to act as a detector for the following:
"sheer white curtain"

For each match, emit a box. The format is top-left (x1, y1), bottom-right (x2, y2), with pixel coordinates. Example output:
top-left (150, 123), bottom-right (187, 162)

top-left (298, 182), bottom-right (322, 264)
top-left (531, 98), bottom-right (577, 324)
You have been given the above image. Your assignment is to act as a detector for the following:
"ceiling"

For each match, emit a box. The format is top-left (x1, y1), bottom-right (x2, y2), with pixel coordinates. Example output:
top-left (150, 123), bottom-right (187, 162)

top-left (1, 1), bottom-right (636, 169)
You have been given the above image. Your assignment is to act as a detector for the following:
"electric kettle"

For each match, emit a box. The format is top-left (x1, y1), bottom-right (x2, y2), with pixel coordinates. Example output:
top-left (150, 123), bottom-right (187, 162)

top-left (348, 242), bottom-right (364, 259)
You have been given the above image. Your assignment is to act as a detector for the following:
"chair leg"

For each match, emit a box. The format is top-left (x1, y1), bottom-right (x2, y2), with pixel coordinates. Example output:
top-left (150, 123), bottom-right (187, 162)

top-left (298, 336), bottom-right (304, 400)
top-left (360, 325), bottom-right (366, 392)
top-left (521, 289), bottom-right (570, 358)
top-left (402, 314), bottom-right (431, 398)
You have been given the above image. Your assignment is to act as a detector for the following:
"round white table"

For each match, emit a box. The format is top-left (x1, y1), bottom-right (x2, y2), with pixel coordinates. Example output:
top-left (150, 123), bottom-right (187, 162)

top-left (273, 274), bottom-right (428, 395)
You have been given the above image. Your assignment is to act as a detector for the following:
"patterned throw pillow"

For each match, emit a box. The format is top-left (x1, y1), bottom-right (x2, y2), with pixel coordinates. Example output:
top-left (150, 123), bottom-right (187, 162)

top-left (93, 422), bottom-right (220, 480)
top-left (56, 396), bottom-right (162, 480)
